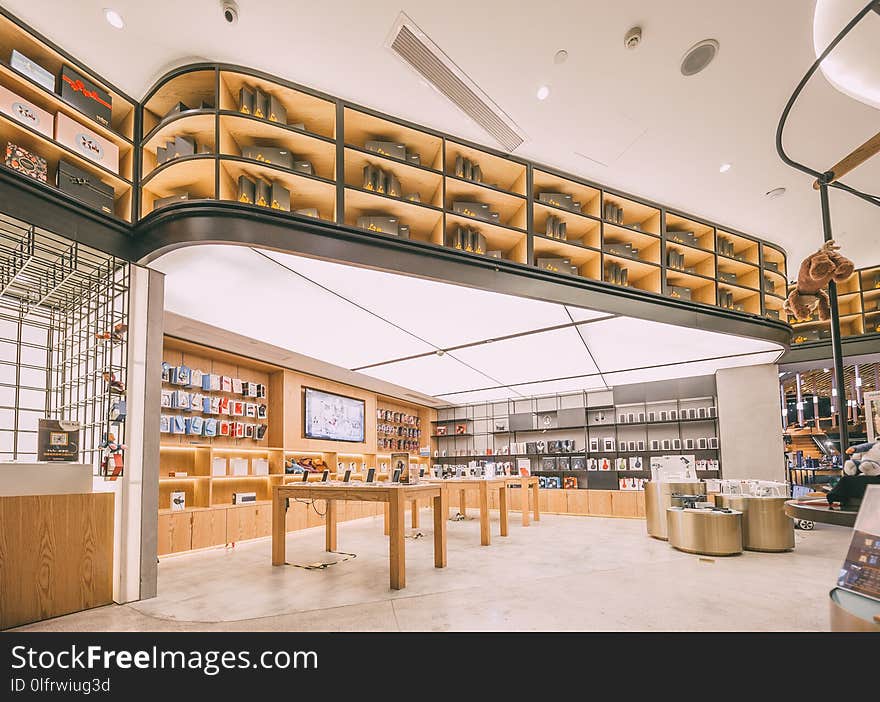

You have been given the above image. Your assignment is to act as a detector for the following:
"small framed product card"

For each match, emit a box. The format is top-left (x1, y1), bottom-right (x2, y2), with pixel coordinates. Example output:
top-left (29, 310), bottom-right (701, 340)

top-left (170, 491), bottom-right (186, 511)
top-left (837, 485), bottom-right (880, 601)
top-left (37, 419), bottom-right (81, 461)
top-left (392, 452), bottom-right (415, 483)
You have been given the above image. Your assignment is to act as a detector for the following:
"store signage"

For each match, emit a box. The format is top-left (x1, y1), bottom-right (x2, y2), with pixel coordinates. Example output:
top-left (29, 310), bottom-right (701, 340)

top-left (865, 391), bottom-right (880, 443)
top-left (37, 419), bottom-right (81, 462)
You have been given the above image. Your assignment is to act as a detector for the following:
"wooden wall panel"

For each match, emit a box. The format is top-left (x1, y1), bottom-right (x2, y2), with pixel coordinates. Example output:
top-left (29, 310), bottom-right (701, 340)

top-left (157, 513), bottom-right (172, 556)
top-left (588, 490), bottom-right (614, 516)
top-left (545, 490), bottom-right (567, 514)
top-left (168, 512), bottom-right (193, 553)
top-left (226, 505), bottom-right (257, 542)
top-left (0, 494), bottom-right (114, 630)
top-left (566, 489), bottom-right (589, 515)
top-left (611, 491), bottom-right (639, 518)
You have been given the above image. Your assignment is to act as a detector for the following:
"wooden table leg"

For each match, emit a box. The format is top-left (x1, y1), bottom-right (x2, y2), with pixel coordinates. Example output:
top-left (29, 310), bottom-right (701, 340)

top-left (325, 499), bottom-right (337, 552)
top-left (411, 498), bottom-right (419, 529)
top-left (271, 488), bottom-right (286, 566)
top-left (532, 480), bottom-right (540, 522)
top-left (521, 479), bottom-right (530, 527)
top-left (389, 491), bottom-right (406, 590)
top-left (479, 481), bottom-right (490, 546)
top-left (433, 490), bottom-right (447, 568)
top-left (499, 486), bottom-right (508, 537)
top-left (383, 502), bottom-right (390, 536)
top-left (459, 488), bottom-right (467, 517)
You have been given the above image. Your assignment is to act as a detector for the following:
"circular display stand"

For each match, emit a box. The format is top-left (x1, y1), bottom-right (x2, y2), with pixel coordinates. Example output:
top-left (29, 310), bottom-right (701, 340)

top-left (666, 507), bottom-right (743, 556)
top-left (715, 495), bottom-right (794, 552)
top-left (784, 499), bottom-right (858, 528)
top-left (829, 588), bottom-right (880, 632)
top-left (645, 481), bottom-right (707, 540)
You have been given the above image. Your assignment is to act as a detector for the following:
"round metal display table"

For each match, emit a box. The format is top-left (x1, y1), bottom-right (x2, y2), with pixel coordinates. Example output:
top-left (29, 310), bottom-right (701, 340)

top-left (645, 481), bottom-right (707, 540)
top-left (666, 507), bottom-right (743, 556)
top-left (714, 495), bottom-right (794, 552)
top-left (829, 588), bottom-right (880, 632)
top-left (783, 499), bottom-right (858, 528)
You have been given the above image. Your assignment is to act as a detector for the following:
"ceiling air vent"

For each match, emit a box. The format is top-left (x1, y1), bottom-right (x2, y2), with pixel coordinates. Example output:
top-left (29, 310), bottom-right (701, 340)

top-left (386, 13), bottom-right (525, 152)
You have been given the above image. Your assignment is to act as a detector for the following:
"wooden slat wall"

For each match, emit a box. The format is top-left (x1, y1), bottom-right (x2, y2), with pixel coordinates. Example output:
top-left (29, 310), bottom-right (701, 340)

top-left (0, 493), bottom-right (114, 630)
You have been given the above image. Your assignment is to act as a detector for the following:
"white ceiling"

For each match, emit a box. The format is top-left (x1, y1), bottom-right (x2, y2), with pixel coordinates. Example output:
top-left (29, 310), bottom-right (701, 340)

top-left (4, 0), bottom-right (879, 269)
top-left (151, 245), bottom-right (783, 403)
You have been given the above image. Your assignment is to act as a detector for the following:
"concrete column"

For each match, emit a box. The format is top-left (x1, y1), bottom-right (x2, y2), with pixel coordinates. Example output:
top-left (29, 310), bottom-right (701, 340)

top-left (716, 363), bottom-right (786, 481)
top-left (98, 265), bottom-right (164, 603)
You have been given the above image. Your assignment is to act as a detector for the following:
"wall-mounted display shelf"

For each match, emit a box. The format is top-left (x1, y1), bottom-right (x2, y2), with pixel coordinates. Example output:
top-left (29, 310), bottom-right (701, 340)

top-left (788, 265), bottom-right (880, 343)
top-left (0, 9), bottom-right (137, 222)
top-left (135, 62), bottom-right (791, 329)
top-left (433, 388), bottom-right (720, 490)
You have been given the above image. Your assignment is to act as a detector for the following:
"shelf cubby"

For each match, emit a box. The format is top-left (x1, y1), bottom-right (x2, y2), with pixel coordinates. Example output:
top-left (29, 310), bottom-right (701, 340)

top-left (344, 185), bottom-right (443, 244)
top-left (141, 156), bottom-right (216, 217)
top-left (142, 69), bottom-right (217, 136)
top-left (665, 213), bottom-right (715, 251)
top-left (717, 229), bottom-right (759, 265)
top-left (532, 169), bottom-right (602, 218)
top-left (863, 311), bottom-right (880, 335)
top-left (443, 214), bottom-right (528, 264)
top-left (603, 256), bottom-right (662, 294)
top-left (762, 269), bottom-right (787, 298)
top-left (0, 112), bottom-right (133, 220)
top-left (220, 70), bottom-right (336, 139)
top-left (533, 202), bottom-right (601, 248)
top-left (603, 223), bottom-right (662, 265)
top-left (343, 145), bottom-right (442, 207)
top-left (860, 266), bottom-right (880, 294)
top-left (141, 112), bottom-right (216, 178)
top-left (533, 237), bottom-right (602, 281)
top-left (835, 271), bottom-right (861, 296)
top-left (763, 295), bottom-right (785, 321)
top-left (665, 271), bottom-right (717, 305)
top-left (445, 176), bottom-right (527, 231)
top-left (344, 106), bottom-right (442, 171)
top-left (836, 292), bottom-right (863, 317)
top-left (718, 283), bottom-right (761, 315)
top-left (602, 193), bottom-right (661, 235)
top-left (445, 140), bottom-right (526, 196)
top-left (219, 112), bottom-right (337, 181)
top-left (664, 240), bottom-right (715, 278)
top-left (219, 158), bottom-right (336, 222)
top-left (762, 243), bottom-right (786, 273)
top-left (0, 12), bottom-right (135, 140)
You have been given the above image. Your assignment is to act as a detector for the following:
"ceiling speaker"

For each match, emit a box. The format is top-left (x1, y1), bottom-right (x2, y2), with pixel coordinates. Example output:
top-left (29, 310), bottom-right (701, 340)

top-left (680, 39), bottom-right (719, 76)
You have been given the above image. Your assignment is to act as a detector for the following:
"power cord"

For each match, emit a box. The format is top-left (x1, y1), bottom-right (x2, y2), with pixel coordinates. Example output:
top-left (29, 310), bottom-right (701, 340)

top-left (294, 497), bottom-right (326, 517)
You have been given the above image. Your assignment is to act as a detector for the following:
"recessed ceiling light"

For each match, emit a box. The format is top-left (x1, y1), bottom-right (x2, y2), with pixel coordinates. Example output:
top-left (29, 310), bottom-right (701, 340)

top-left (719, 163), bottom-right (731, 173)
top-left (103, 8), bottom-right (124, 29)
top-left (554, 50), bottom-right (568, 64)
top-left (765, 187), bottom-right (786, 199)
top-left (536, 85), bottom-right (550, 100)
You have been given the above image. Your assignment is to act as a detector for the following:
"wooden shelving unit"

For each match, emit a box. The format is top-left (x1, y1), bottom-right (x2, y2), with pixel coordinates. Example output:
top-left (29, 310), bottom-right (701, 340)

top-left (0, 11), bottom-right (136, 221)
top-left (134, 62), bottom-right (793, 325)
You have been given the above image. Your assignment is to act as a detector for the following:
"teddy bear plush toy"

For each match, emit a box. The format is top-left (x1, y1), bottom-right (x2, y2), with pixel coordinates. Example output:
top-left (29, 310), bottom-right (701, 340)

top-left (843, 441), bottom-right (880, 477)
top-left (783, 240), bottom-right (854, 321)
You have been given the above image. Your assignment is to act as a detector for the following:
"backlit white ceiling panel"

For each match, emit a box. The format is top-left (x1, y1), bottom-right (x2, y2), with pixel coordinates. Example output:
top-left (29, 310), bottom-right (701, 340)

top-left (152, 245), bottom-right (785, 404)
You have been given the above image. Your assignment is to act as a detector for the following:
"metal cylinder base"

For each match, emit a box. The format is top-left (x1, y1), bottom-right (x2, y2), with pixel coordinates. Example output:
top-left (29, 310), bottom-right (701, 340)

top-left (666, 507), bottom-right (743, 556)
top-left (645, 481), bottom-right (706, 540)
top-left (714, 495), bottom-right (794, 552)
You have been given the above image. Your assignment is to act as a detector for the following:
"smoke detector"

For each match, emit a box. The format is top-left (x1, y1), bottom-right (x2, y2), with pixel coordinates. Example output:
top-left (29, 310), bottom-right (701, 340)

top-left (681, 39), bottom-right (719, 76)
top-left (624, 27), bottom-right (642, 49)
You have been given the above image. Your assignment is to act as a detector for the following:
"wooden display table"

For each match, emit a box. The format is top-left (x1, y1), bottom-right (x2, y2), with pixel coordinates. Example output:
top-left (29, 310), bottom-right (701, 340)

top-left (272, 483), bottom-right (446, 590)
top-left (425, 477), bottom-right (510, 546)
top-left (508, 475), bottom-right (541, 526)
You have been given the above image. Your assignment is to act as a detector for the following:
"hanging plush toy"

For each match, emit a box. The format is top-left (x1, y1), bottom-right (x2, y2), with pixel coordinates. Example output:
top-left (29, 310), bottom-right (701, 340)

top-left (783, 240), bottom-right (854, 321)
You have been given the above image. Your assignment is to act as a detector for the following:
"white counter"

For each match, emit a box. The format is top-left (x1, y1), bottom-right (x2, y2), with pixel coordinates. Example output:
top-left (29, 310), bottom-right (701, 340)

top-left (0, 462), bottom-right (93, 496)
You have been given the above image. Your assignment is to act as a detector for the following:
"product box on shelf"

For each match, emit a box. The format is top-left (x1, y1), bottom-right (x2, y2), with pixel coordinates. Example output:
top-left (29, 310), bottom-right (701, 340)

top-left (537, 192), bottom-right (577, 211)
top-left (55, 112), bottom-right (120, 173)
top-left (232, 492), bottom-right (257, 505)
top-left (292, 159), bottom-right (313, 175)
top-left (357, 215), bottom-right (400, 236)
top-left (269, 182), bottom-right (290, 211)
top-left (0, 85), bottom-right (54, 137)
top-left (59, 65), bottom-right (112, 127)
top-left (170, 491), bottom-right (186, 511)
top-left (365, 139), bottom-right (406, 160)
top-left (255, 179), bottom-right (270, 207)
top-left (57, 159), bottom-right (114, 214)
top-left (452, 200), bottom-right (498, 222)
top-left (668, 285), bottom-right (692, 301)
top-left (267, 95), bottom-right (287, 124)
top-left (241, 145), bottom-right (292, 169)
top-left (239, 86), bottom-right (254, 115)
top-left (4, 142), bottom-right (47, 183)
top-left (237, 175), bottom-right (255, 204)
top-left (153, 193), bottom-right (189, 210)
top-left (253, 88), bottom-right (267, 119)
top-left (10, 49), bottom-right (55, 91)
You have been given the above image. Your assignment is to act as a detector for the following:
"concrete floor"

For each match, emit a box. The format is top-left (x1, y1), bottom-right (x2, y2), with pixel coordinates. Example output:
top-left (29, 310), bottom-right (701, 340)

top-left (13, 512), bottom-right (849, 631)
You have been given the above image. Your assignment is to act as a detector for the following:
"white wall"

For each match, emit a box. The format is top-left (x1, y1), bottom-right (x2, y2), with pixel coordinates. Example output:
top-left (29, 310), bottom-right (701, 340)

top-left (716, 363), bottom-right (785, 481)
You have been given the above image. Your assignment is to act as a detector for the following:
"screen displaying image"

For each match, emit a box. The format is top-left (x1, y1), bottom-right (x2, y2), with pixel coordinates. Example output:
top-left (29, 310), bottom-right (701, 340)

top-left (304, 388), bottom-right (365, 442)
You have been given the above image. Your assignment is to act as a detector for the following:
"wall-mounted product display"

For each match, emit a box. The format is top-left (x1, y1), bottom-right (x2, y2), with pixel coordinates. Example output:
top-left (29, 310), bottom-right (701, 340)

top-left (788, 264), bottom-right (880, 343)
top-left (0, 12), bottom-right (136, 220)
top-left (135, 64), bottom-right (788, 326)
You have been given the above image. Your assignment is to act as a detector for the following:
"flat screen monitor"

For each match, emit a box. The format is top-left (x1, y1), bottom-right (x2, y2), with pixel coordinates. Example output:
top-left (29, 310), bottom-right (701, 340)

top-left (304, 388), bottom-right (365, 442)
